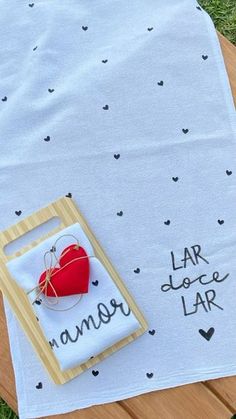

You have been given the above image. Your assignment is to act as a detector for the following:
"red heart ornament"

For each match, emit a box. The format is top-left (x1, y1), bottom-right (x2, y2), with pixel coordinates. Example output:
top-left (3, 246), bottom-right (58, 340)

top-left (38, 244), bottom-right (90, 297)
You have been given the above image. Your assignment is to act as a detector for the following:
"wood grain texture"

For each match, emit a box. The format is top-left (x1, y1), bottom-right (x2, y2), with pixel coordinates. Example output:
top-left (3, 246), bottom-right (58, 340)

top-left (0, 32), bottom-right (236, 418)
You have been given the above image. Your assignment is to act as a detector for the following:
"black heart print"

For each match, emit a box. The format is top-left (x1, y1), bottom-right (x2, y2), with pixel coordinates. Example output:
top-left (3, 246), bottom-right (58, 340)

top-left (164, 220), bottom-right (170, 225)
top-left (202, 55), bottom-right (208, 60)
top-left (103, 104), bottom-right (109, 110)
top-left (102, 59), bottom-right (108, 63)
top-left (134, 268), bottom-right (140, 274)
top-left (66, 192), bottom-right (72, 198)
top-left (48, 88), bottom-right (54, 93)
top-left (218, 219), bottom-right (224, 225)
top-left (114, 154), bottom-right (120, 160)
top-left (15, 210), bottom-right (22, 216)
top-left (148, 329), bottom-right (156, 336)
top-left (157, 81), bottom-right (164, 86)
top-left (82, 26), bottom-right (88, 31)
top-left (92, 280), bottom-right (99, 286)
top-left (28, 3), bottom-right (34, 7)
top-left (34, 299), bottom-right (42, 306)
top-left (172, 177), bottom-right (179, 182)
top-left (36, 382), bottom-right (43, 389)
top-left (33, 46), bottom-right (38, 51)
top-left (196, 6), bottom-right (202, 11)
top-left (146, 372), bottom-right (154, 378)
top-left (92, 370), bottom-right (99, 376)
top-left (226, 170), bottom-right (232, 176)
top-left (199, 327), bottom-right (215, 341)
top-left (1, 96), bottom-right (7, 102)
top-left (147, 27), bottom-right (153, 32)
top-left (44, 136), bottom-right (50, 142)
top-left (182, 128), bottom-right (189, 134)
top-left (117, 211), bottom-right (123, 216)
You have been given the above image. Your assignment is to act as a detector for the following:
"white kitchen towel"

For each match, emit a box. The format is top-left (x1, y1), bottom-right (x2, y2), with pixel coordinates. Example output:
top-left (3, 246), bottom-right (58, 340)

top-left (6, 223), bottom-right (140, 371)
top-left (1, 0), bottom-right (236, 418)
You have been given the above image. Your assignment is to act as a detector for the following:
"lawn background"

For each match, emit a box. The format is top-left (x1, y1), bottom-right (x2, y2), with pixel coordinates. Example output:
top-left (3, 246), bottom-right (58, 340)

top-left (0, 1), bottom-right (235, 418)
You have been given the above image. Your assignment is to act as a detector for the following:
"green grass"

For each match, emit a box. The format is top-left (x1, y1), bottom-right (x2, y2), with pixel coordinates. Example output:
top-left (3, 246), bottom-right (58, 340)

top-left (0, 2), bottom-right (235, 419)
top-left (199, 0), bottom-right (236, 45)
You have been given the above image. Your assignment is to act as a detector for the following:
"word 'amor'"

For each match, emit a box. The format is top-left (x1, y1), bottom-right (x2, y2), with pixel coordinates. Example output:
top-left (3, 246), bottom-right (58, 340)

top-left (160, 244), bottom-right (229, 316)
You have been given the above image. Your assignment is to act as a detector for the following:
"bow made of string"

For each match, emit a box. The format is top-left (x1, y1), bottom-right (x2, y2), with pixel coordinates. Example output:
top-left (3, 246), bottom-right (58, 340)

top-left (27, 234), bottom-right (94, 312)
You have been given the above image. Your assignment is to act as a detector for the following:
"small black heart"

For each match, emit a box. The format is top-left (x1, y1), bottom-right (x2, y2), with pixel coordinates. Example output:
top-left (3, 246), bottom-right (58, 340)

top-left (148, 329), bottom-right (156, 336)
top-left (92, 370), bottom-right (99, 376)
top-left (29, 3), bottom-right (34, 7)
top-left (36, 382), bottom-right (42, 389)
top-left (182, 128), bottom-right (189, 134)
top-left (66, 192), bottom-right (72, 198)
top-left (50, 246), bottom-right (56, 253)
top-left (48, 88), bottom-right (54, 93)
top-left (134, 268), bottom-right (140, 274)
top-left (172, 177), bottom-right (179, 182)
top-left (218, 219), bottom-right (224, 225)
top-left (36, 316), bottom-right (39, 322)
top-left (196, 6), bottom-right (202, 10)
top-left (114, 154), bottom-right (120, 160)
top-left (92, 280), bottom-right (99, 286)
top-left (102, 59), bottom-right (108, 63)
top-left (103, 104), bottom-right (109, 110)
top-left (33, 46), bottom-right (38, 51)
top-left (146, 372), bottom-right (153, 378)
top-left (44, 135), bottom-right (50, 142)
top-left (199, 327), bottom-right (215, 341)
top-left (15, 210), bottom-right (22, 216)
top-left (202, 55), bottom-right (208, 60)
top-left (147, 27), bottom-right (153, 32)
top-left (157, 81), bottom-right (164, 86)
top-left (226, 170), bottom-right (232, 176)
top-left (117, 211), bottom-right (123, 216)
top-left (164, 220), bottom-right (170, 225)
top-left (1, 96), bottom-right (7, 102)
top-left (34, 299), bottom-right (42, 306)
top-left (82, 26), bottom-right (88, 31)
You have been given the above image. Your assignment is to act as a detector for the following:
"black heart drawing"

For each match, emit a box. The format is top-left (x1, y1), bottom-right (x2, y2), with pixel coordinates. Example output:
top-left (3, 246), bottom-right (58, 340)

top-left (172, 177), bottom-right (179, 182)
top-left (164, 220), bottom-right (170, 225)
top-left (146, 372), bottom-right (154, 378)
top-left (226, 170), bottom-right (232, 176)
top-left (92, 370), bottom-right (99, 376)
top-left (148, 329), bottom-right (156, 336)
top-left (66, 192), bottom-right (72, 198)
top-left (92, 280), bottom-right (99, 286)
top-left (134, 268), bottom-right (140, 274)
top-left (218, 219), bottom-right (224, 225)
top-left (147, 27), bottom-right (153, 32)
top-left (82, 26), bottom-right (88, 31)
top-left (199, 327), bottom-right (215, 341)
top-left (48, 88), bottom-right (54, 93)
top-left (102, 59), bottom-right (108, 63)
top-left (117, 211), bottom-right (123, 216)
top-left (15, 210), bottom-right (22, 216)
top-left (182, 128), bottom-right (189, 134)
top-left (36, 382), bottom-right (42, 389)
top-left (157, 81), bottom-right (164, 86)
top-left (33, 46), bottom-right (38, 51)
top-left (44, 136), bottom-right (50, 142)
top-left (114, 154), bottom-right (120, 160)
top-left (28, 3), bottom-right (34, 7)
top-left (36, 316), bottom-right (39, 322)
top-left (34, 299), bottom-right (42, 306)
top-left (50, 246), bottom-right (56, 253)
top-left (196, 6), bottom-right (202, 10)
top-left (103, 104), bottom-right (109, 110)
top-left (1, 96), bottom-right (7, 102)
top-left (202, 55), bottom-right (208, 60)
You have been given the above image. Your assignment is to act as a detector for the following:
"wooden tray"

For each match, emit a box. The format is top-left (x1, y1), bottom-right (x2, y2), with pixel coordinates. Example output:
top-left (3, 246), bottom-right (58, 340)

top-left (0, 197), bottom-right (148, 384)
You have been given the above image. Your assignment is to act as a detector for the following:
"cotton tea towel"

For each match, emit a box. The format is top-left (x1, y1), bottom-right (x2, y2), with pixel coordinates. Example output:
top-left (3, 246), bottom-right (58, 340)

top-left (1, 0), bottom-right (236, 418)
top-left (6, 223), bottom-right (140, 371)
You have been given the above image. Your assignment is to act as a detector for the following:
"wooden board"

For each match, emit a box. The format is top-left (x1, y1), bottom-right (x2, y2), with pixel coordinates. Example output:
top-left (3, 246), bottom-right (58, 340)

top-left (0, 32), bottom-right (236, 418)
top-left (0, 197), bottom-right (147, 384)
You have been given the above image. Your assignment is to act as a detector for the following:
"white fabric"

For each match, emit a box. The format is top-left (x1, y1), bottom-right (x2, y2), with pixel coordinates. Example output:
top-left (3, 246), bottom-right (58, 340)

top-left (6, 223), bottom-right (140, 371)
top-left (1, 0), bottom-right (236, 418)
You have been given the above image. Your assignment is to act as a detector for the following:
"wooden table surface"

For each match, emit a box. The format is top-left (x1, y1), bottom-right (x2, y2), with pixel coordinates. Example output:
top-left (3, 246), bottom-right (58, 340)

top-left (0, 32), bottom-right (236, 419)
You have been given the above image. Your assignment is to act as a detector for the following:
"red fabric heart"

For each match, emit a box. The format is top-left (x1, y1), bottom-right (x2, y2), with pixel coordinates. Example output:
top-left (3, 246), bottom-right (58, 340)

top-left (38, 244), bottom-right (90, 297)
